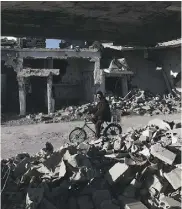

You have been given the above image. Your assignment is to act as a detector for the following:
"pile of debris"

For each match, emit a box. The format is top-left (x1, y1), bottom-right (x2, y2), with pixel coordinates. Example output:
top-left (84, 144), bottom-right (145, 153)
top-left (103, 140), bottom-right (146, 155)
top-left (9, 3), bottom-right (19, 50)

top-left (2, 119), bottom-right (181, 209)
top-left (26, 103), bottom-right (94, 124)
top-left (1, 37), bottom-right (19, 48)
top-left (108, 88), bottom-right (181, 116)
top-left (26, 89), bottom-right (181, 124)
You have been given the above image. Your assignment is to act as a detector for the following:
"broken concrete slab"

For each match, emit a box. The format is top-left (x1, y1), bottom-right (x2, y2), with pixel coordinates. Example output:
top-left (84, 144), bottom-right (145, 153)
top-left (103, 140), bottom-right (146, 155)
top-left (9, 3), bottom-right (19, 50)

top-left (150, 143), bottom-right (176, 165)
top-left (105, 162), bottom-right (129, 185)
top-left (159, 195), bottom-right (181, 208)
top-left (145, 174), bottom-right (163, 196)
top-left (118, 196), bottom-right (148, 209)
top-left (164, 168), bottom-right (181, 190)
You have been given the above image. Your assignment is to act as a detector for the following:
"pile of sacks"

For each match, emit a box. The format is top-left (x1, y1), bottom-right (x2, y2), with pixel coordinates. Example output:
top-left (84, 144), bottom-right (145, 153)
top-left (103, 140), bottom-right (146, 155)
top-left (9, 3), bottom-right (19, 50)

top-left (1, 118), bottom-right (182, 209)
top-left (26, 89), bottom-right (181, 124)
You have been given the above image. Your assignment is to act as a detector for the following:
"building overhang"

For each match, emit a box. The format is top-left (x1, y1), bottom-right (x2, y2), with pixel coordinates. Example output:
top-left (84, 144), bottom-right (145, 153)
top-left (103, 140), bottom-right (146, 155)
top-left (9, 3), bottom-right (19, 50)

top-left (17, 68), bottom-right (60, 77)
top-left (1, 2), bottom-right (181, 46)
top-left (1, 48), bottom-right (101, 60)
top-left (103, 69), bottom-right (134, 77)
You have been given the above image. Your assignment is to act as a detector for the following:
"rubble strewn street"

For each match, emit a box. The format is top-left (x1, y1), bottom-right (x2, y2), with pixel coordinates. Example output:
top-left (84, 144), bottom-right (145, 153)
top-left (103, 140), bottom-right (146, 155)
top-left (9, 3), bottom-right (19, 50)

top-left (1, 118), bottom-right (181, 209)
top-left (25, 89), bottom-right (181, 124)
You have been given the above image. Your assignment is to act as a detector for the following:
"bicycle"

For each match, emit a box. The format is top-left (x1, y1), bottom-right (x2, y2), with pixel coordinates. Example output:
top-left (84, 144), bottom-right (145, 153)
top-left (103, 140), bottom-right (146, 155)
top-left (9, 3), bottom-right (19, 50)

top-left (69, 115), bottom-right (122, 144)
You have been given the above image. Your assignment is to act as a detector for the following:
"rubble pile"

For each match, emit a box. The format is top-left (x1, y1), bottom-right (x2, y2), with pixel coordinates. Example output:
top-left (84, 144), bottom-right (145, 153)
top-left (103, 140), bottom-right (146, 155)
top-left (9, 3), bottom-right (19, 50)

top-left (1, 119), bottom-right (182, 209)
top-left (26, 103), bottom-right (94, 124)
top-left (27, 89), bottom-right (181, 124)
top-left (1, 37), bottom-right (19, 48)
top-left (108, 89), bottom-right (181, 116)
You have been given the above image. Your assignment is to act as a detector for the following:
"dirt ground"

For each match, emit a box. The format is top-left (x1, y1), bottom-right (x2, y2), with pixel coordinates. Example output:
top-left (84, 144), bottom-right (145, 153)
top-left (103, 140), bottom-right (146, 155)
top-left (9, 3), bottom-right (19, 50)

top-left (1, 113), bottom-right (181, 159)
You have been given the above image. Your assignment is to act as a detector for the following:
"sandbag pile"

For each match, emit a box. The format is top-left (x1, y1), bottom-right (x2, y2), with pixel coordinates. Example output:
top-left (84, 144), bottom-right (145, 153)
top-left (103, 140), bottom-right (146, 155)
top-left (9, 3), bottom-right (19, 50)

top-left (1, 119), bottom-right (181, 209)
top-left (26, 89), bottom-right (181, 124)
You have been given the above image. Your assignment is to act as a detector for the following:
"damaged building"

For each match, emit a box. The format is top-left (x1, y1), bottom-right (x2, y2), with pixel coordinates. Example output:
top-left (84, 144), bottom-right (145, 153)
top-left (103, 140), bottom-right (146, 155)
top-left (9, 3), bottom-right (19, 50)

top-left (1, 2), bottom-right (181, 116)
top-left (1, 39), bottom-right (101, 115)
top-left (99, 40), bottom-right (181, 97)
top-left (1, 37), bottom-right (181, 116)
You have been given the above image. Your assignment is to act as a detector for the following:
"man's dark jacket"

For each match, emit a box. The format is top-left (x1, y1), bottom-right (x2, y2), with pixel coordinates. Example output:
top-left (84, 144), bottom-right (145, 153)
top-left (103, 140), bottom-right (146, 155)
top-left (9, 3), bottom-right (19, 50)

top-left (91, 98), bottom-right (111, 122)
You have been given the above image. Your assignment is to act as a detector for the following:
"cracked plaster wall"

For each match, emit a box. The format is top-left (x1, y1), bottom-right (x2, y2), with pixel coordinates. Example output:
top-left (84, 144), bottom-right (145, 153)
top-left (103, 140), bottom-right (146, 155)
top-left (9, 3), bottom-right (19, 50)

top-left (158, 47), bottom-right (181, 87)
top-left (54, 58), bottom-right (95, 105)
top-left (121, 51), bottom-right (167, 94)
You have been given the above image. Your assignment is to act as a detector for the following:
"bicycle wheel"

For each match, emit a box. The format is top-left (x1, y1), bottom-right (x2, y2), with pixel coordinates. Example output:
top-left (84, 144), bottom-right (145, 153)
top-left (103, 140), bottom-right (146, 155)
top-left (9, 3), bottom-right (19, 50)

top-left (103, 123), bottom-right (122, 137)
top-left (69, 127), bottom-right (87, 144)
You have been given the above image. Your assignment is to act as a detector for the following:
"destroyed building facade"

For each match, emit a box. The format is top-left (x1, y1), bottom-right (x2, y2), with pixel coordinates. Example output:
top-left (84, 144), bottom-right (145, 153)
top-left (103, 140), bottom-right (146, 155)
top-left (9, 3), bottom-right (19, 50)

top-left (100, 41), bottom-right (181, 97)
top-left (1, 37), bottom-right (181, 116)
top-left (1, 42), bottom-right (101, 115)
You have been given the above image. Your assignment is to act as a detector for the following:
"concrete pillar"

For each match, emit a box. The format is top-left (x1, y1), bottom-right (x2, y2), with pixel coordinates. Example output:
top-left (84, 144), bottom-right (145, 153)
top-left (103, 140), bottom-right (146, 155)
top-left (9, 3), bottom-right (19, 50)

top-left (100, 70), bottom-right (105, 94)
top-left (93, 58), bottom-right (107, 97)
top-left (121, 76), bottom-right (128, 97)
top-left (18, 77), bottom-right (26, 116)
top-left (47, 58), bottom-right (55, 114)
top-left (47, 74), bottom-right (53, 114)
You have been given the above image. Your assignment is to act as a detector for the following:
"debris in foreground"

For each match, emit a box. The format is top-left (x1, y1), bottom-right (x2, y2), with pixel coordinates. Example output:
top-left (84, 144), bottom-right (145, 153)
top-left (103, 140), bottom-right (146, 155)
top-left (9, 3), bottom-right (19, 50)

top-left (1, 119), bottom-right (181, 209)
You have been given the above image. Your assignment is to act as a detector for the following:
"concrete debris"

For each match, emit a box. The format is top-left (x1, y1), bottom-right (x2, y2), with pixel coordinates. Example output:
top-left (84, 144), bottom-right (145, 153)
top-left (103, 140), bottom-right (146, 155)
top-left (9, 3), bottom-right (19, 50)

top-left (159, 194), bottom-right (181, 209)
top-left (150, 143), bottom-right (176, 165)
top-left (164, 168), bottom-right (181, 190)
top-left (118, 196), bottom-right (148, 209)
top-left (106, 162), bottom-right (129, 185)
top-left (20, 88), bottom-right (181, 125)
top-left (1, 119), bottom-right (182, 209)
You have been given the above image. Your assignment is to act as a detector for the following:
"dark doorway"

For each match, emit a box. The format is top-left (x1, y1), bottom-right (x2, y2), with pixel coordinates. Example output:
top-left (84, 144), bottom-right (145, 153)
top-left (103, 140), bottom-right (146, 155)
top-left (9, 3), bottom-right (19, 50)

top-left (53, 59), bottom-right (68, 84)
top-left (1, 61), bottom-right (19, 113)
top-left (27, 77), bottom-right (47, 113)
top-left (105, 77), bottom-right (123, 97)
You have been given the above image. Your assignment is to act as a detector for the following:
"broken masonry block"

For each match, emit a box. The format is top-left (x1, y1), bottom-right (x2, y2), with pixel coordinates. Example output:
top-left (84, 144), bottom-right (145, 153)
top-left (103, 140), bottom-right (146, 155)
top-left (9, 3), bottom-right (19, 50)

top-left (164, 168), bottom-right (181, 190)
top-left (144, 174), bottom-right (163, 196)
top-left (159, 195), bottom-right (181, 208)
top-left (118, 196), bottom-right (148, 209)
top-left (150, 144), bottom-right (176, 165)
top-left (92, 190), bottom-right (111, 209)
top-left (105, 162), bottom-right (129, 185)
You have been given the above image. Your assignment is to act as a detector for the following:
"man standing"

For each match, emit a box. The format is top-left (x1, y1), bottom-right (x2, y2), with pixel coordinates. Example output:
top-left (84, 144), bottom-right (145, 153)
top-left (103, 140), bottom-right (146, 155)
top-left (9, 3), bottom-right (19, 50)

top-left (90, 91), bottom-right (111, 138)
